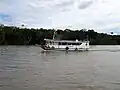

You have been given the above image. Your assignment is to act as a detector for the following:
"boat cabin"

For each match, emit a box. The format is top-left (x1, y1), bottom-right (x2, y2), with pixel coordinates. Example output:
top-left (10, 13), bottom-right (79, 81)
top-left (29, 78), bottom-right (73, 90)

top-left (44, 39), bottom-right (88, 46)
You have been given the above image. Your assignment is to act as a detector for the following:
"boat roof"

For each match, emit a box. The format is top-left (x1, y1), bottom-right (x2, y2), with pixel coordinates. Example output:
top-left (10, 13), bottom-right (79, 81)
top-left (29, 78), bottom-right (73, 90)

top-left (44, 39), bottom-right (89, 43)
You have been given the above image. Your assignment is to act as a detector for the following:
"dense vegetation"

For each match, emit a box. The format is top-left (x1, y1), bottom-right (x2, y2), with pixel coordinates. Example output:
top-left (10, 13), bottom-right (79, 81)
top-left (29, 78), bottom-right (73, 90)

top-left (0, 25), bottom-right (120, 45)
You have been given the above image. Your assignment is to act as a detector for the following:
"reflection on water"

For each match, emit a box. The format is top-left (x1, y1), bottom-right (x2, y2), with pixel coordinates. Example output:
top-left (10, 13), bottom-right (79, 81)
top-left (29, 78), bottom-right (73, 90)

top-left (0, 45), bottom-right (120, 90)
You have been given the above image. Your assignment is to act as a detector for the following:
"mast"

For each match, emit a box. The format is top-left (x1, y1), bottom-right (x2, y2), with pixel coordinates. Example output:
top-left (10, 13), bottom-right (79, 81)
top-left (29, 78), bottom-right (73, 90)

top-left (52, 29), bottom-right (57, 40)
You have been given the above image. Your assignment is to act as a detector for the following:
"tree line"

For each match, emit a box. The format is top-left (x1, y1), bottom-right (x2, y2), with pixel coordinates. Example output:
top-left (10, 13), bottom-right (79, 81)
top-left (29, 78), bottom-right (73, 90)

top-left (0, 25), bottom-right (120, 45)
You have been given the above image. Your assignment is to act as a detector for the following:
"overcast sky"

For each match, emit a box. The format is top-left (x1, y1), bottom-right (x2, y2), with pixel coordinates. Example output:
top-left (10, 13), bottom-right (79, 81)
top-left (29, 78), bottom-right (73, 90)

top-left (0, 0), bottom-right (120, 34)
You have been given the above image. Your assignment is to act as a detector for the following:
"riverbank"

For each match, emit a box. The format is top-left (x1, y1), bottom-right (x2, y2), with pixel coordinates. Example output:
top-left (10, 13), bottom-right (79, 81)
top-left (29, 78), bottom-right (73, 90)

top-left (0, 25), bottom-right (120, 45)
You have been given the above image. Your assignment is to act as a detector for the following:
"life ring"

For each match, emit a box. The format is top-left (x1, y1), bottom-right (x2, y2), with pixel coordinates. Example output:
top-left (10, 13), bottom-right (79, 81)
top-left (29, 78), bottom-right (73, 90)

top-left (51, 46), bottom-right (55, 50)
top-left (65, 47), bottom-right (69, 50)
top-left (75, 48), bottom-right (78, 51)
top-left (47, 45), bottom-right (50, 48)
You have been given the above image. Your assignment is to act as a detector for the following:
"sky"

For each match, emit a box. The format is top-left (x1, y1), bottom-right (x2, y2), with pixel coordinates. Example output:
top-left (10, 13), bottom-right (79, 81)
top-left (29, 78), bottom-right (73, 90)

top-left (0, 0), bottom-right (120, 34)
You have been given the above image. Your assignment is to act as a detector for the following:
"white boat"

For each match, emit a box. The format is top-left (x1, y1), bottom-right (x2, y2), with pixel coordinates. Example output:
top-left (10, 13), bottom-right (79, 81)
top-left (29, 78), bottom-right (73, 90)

top-left (40, 30), bottom-right (90, 51)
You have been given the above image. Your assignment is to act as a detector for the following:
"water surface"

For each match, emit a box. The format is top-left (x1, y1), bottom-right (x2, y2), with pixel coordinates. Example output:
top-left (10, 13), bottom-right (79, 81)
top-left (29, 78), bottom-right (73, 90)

top-left (0, 45), bottom-right (120, 90)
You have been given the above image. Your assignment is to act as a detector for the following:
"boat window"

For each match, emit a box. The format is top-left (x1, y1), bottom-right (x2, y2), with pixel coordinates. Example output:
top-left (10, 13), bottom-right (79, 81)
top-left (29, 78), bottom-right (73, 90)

top-left (58, 42), bottom-right (82, 45)
top-left (58, 42), bottom-right (61, 45)
top-left (49, 41), bottom-right (52, 44)
top-left (76, 43), bottom-right (80, 45)
top-left (70, 43), bottom-right (82, 45)
top-left (78, 43), bottom-right (82, 45)
top-left (76, 43), bottom-right (82, 45)
top-left (68, 43), bottom-right (72, 45)
top-left (62, 42), bottom-right (67, 45)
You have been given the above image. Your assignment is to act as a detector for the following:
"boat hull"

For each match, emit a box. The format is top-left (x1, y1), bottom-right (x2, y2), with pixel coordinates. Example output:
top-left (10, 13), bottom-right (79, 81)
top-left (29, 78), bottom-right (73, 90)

top-left (40, 39), bottom-right (90, 52)
top-left (40, 46), bottom-right (89, 52)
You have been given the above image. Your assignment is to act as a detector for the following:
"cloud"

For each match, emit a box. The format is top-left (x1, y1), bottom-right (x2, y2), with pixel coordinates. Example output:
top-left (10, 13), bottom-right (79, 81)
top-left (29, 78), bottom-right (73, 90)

top-left (55, 0), bottom-right (74, 7)
top-left (53, 0), bottom-right (75, 12)
top-left (78, 0), bottom-right (93, 9)
top-left (0, 0), bottom-right (120, 34)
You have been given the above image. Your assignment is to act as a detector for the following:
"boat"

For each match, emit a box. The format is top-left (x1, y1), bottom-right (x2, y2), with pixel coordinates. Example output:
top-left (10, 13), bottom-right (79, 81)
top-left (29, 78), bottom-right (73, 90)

top-left (40, 30), bottom-right (90, 51)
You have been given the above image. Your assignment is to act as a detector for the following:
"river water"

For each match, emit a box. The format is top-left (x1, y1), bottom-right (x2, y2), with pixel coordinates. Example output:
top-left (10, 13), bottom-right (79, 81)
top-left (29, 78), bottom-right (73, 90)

top-left (0, 45), bottom-right (120, 90)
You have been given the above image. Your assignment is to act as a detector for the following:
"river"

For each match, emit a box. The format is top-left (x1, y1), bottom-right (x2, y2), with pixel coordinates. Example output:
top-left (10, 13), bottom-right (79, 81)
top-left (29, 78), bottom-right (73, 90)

top-left (0, 45), bottom-right (120, 90)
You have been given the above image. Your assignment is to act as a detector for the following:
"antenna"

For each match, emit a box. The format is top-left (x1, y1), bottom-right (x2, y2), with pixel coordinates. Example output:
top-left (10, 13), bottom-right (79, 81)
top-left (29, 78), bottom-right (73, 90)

top-left (85, 30), bottom-right (89, 41)
top-left (86, 34), bottom-right (89, 41)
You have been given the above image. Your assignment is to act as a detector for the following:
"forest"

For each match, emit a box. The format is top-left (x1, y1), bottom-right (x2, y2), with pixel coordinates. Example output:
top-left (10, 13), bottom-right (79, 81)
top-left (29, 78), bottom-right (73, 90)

top-left (0, 24), bottom-right (120, 45)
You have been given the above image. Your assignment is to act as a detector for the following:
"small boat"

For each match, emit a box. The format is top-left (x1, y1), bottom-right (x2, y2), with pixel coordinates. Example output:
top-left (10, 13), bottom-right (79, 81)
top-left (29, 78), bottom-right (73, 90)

top-left (40, 30), bottom-right (90, 51)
